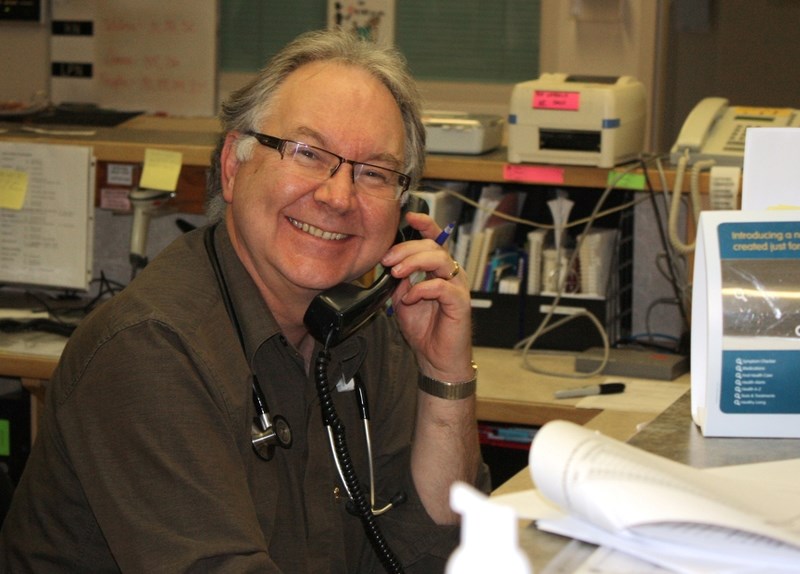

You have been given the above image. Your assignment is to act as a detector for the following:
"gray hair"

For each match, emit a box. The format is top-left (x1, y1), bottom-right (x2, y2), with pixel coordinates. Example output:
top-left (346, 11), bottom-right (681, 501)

top-left (206, 28), bottom-right (426, 221)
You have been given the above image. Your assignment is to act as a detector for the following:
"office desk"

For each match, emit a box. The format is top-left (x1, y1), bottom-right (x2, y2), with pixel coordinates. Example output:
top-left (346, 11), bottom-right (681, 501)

top-left (473, 347), bottom-right (689, 441)
top-left (0, 331), bottom-right (64, 443)
top-left (498, 392), bottom-right (800, 571)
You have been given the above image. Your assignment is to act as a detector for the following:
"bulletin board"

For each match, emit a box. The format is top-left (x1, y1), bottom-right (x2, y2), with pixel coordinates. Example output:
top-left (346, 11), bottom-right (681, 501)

top-left (50, 0), bottom-right (218, 116)
top-left (220, 0), bottom-right (539, 84)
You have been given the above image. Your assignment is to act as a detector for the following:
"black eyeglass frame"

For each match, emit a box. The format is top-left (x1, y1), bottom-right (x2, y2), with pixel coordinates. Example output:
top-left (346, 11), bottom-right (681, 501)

top-left (244, 130), bottom-right (411, 200)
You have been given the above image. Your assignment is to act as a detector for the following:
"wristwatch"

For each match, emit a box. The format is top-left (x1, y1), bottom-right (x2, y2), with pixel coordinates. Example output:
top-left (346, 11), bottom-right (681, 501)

top-left (418, 361), bottom-right (478, 400)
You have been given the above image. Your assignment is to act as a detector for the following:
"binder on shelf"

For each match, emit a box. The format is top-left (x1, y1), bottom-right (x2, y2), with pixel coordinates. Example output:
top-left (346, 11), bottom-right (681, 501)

top-left (470, 222), bottom-right (517, 291)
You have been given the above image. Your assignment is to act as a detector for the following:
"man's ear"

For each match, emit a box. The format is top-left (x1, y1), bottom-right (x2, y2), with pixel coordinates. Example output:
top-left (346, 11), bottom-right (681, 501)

top-left (220, 132), bottom-right (242, 203)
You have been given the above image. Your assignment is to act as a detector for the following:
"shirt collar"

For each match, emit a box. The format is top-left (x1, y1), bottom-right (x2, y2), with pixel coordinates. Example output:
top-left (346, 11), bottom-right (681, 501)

top-left (210, 221), bottom-right (281, 364)
top-left (209, 221), bottom-right (368, 377)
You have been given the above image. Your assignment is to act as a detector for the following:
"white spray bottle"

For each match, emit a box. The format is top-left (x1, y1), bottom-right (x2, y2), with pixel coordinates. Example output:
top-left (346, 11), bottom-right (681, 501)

top-left (446, 481), bottom-right (533, 574)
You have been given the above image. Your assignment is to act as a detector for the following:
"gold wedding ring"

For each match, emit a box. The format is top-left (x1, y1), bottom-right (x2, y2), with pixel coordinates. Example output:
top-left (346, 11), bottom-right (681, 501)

top-left (447, 260), bottom-right (460, 280)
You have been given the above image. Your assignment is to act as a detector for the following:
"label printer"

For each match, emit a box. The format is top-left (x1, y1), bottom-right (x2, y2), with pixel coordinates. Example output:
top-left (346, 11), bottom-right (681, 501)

top-left (507, 73), bottom-right (647, 168)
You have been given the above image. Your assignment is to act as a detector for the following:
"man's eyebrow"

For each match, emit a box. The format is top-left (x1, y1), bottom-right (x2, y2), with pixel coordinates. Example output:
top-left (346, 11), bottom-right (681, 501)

top-left (288, 126), bottom-right (331, 150)
top-left (368, 152), bottom-right (404, 170)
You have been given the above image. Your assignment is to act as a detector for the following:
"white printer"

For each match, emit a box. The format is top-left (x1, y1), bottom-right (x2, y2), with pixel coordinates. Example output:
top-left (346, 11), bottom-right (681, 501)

top-left (423, 111), bottom-right (504, 155)
top-left (507, 73), bottom-right (647, 168)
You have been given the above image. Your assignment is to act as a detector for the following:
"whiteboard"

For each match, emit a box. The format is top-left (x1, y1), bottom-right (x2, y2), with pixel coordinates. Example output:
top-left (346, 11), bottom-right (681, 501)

top-left (50, 0), bottom-right (218, 117)
top-left (0, 142), bottom-right (95, 291)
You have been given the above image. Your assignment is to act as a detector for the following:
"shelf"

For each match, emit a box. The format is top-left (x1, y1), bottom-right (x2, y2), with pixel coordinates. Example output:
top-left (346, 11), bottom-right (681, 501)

top-left (1, 115), bottom-right (709, 215)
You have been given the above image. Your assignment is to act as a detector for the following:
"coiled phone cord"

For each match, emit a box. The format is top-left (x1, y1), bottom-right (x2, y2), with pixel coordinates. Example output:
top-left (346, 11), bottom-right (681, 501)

top-left (313, 345), bottom-right (403, 574)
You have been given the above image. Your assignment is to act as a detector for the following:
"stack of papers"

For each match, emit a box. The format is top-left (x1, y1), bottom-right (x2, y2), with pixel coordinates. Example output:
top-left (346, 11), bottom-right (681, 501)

top-left (493, 420), bottom-right (800, 573)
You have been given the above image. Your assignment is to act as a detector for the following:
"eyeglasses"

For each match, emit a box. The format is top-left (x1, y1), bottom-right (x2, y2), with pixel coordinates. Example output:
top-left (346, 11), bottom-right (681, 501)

top-left (245, 131), bottom-right (410, 201)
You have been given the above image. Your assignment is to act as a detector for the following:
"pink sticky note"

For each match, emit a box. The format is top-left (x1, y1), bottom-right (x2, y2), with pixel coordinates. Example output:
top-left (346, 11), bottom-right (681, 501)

top-left (533, 90), bottom-right (580, 111)
top-left (503, 164), bottom-right (565, 184)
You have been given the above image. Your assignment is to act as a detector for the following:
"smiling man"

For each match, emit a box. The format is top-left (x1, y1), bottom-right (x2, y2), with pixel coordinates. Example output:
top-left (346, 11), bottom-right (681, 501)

top-left (1, 29), bottom-right (489, 573)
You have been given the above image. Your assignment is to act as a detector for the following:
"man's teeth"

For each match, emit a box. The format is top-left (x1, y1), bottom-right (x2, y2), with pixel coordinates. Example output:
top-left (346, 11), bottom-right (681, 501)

top-left (288, 218), bottom-right (348, 240)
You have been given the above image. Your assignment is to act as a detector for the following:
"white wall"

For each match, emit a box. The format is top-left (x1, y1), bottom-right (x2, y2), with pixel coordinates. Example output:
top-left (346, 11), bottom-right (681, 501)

top-left (539, 0), bottom-right (668, 153)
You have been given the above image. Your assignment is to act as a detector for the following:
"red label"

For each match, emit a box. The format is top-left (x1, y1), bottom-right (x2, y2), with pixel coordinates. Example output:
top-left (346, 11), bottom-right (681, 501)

top-left (533, 90), bottom-right (580, 111)
top-left (503, 164), bottom-right (565, 184)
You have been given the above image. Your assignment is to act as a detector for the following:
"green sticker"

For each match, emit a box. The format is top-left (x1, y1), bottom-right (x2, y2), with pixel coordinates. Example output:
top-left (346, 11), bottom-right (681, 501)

top-left (608, 170), bottom-right (646, 191)
top-left (0, 420), bottom-right (9, 457)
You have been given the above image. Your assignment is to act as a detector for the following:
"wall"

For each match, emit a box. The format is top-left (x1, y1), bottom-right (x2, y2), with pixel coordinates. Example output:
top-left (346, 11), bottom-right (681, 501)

top-left (3, 2), bottom-right (798, 139)
top-left (539, 0), bottom-right (668, 153)
top-left (660, 0), bottom-right (800, 152)
top-left (0, 21), bottom-right (49, 102)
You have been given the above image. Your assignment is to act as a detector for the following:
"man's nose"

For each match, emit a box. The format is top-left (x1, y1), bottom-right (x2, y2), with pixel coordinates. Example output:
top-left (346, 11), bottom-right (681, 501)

top-left (314, 163), bottom-right (356, 210)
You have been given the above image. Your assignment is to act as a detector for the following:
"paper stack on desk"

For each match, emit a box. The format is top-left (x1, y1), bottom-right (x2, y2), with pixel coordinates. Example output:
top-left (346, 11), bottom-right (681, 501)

top-left (493, 420), bottom-right (800, 573)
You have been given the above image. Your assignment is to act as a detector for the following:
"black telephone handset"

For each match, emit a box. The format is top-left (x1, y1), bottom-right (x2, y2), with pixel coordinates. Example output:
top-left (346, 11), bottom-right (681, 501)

top-left (303, 224), bottom-right (421, 346)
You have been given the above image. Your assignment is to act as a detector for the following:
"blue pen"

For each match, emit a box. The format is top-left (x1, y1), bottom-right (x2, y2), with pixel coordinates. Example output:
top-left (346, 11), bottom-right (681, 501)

top-left (435, 222), bottom-right (456, 246)
top-left (387, 221), bottom-right (457, 315)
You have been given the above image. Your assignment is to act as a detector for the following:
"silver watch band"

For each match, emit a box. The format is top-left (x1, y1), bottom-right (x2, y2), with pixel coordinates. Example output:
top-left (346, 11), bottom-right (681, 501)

top-left (418, 361), bottom-right (478, 400)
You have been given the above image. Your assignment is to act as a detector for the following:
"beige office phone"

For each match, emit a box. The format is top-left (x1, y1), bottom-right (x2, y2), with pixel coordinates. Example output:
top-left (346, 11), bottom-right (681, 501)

top-left (670, 97), bottom-right (799, 166)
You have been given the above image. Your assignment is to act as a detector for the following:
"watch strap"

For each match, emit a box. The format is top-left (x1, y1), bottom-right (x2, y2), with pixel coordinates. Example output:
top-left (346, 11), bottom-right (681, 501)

top-left (418, 361), bottom-right (478, 400)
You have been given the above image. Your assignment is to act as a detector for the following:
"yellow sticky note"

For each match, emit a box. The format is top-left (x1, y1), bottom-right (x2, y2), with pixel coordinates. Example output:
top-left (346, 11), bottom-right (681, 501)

top-left (139, 148), bottom-right (183, 191)
top-left (0, 168), bottom-right (29, 210)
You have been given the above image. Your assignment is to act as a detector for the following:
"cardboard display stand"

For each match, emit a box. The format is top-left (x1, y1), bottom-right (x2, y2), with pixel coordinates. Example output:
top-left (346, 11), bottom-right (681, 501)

top-left (692, 210), bottom-right (800, 437)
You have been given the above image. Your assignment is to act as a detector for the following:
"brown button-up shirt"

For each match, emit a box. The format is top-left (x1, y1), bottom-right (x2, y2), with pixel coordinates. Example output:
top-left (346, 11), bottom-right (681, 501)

top-left (1, 223), bottom-right (486, 572)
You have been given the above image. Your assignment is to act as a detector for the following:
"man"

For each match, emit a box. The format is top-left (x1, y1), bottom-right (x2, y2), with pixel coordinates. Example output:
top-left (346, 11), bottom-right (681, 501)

top-left (1, 29), bottom-right (488, 572)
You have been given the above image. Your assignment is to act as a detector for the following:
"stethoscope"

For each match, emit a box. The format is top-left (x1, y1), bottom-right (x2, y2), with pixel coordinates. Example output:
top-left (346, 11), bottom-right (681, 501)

top-left (329, 373), bottom-right (407, 517)
top-left (203, 225), bottom-right (405, 525)
top-left (204, 226), bottom-right (293, 461)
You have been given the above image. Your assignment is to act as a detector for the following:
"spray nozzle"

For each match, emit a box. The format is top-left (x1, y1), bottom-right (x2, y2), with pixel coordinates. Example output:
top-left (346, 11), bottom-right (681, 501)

top-left (446, 482), bottom-right (533, 573)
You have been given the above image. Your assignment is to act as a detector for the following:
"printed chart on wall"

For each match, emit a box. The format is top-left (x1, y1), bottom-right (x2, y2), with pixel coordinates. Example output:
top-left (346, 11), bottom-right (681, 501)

top-left (718, 221), bottom-right (800, 414)
top-left (50, 0), bottom-right (218, 116)
top-left (328, 0), bottom-right (395, 46)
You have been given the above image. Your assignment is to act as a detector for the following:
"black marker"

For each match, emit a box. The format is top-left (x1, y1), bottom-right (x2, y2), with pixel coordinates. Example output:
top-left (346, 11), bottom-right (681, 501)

top-left (554, 382), bottom-right (626, 399)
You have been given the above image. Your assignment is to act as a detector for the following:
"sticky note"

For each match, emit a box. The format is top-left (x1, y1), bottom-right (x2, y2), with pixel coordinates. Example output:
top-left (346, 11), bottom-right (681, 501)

top-left (607, 170), bottom-right (645, 191)
top-left (0, 419), bottom-right (9, 457)
top-left (0, 168), bottom-right (29, 210)
top-left (503, 164), bottom-right (565, 184)
top-left (139, 148), bottom-right (183, 191)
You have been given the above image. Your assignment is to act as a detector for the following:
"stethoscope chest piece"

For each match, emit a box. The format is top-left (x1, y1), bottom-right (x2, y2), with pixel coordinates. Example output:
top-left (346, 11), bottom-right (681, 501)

top-left (252, 415), bottom-right (293, 461)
